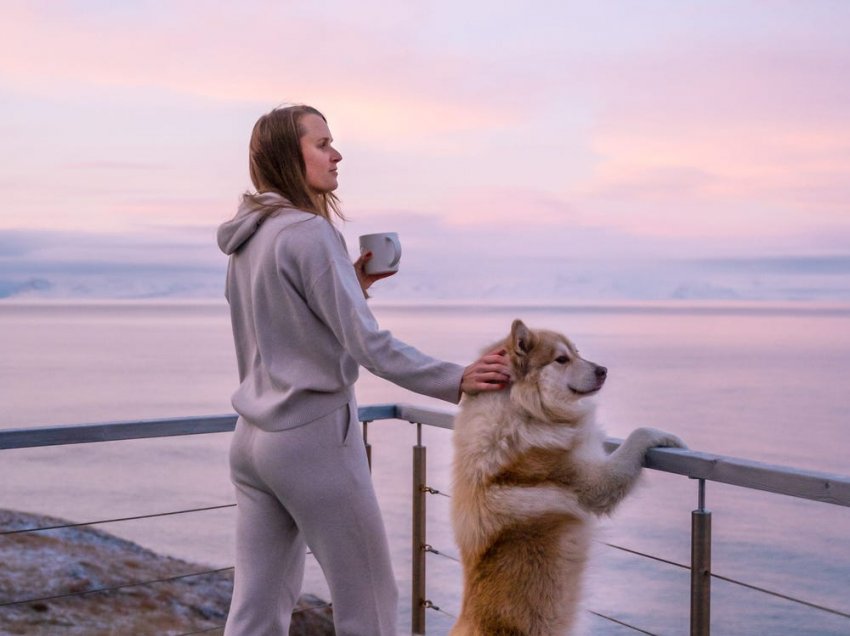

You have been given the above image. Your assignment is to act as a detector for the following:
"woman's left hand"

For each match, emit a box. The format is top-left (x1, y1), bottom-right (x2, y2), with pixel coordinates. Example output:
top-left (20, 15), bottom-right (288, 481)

top-left (354, 251), bottom-right (395, 297)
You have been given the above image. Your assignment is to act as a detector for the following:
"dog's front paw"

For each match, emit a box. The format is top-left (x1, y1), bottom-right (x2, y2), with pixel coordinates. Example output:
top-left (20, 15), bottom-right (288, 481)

top-left (636, 427), bottom-right (688, 450)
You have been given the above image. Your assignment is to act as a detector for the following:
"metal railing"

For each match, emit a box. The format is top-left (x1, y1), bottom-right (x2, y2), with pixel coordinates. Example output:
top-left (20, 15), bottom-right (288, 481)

top-left (2, 404), bottom-right (849, 635)
top-left (393, 405), bottom-right (850, 635)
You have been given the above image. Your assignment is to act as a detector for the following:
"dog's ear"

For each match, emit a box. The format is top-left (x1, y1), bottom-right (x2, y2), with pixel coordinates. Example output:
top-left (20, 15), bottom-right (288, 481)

top-left (510, 319), bottom-right (535, 355)
top-left (509, 319), bottom-right (536, 379)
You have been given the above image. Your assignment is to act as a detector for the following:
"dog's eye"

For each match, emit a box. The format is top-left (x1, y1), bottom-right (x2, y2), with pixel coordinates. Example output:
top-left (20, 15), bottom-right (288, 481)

top-left (555, 355), bottom-right (570, 365)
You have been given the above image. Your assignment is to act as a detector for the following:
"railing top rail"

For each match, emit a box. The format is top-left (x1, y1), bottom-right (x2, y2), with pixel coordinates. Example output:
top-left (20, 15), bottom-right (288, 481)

top-left (2, 403), bottom-right (848, 508)
top-left (0, 405), bottom-right (398, 450)
top-left (393, 404), bottom-right (850, 508)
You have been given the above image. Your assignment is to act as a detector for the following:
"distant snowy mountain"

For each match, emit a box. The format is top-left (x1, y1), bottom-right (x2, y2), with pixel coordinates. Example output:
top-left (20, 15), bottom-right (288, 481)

top-left (4, 258), bottom-right (848, 303)
top-left (1, 228), bottom-right (849, 302)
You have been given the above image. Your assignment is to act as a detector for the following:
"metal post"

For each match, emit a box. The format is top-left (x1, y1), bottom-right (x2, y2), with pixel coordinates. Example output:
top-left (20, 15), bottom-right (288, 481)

top-left (362, 420), bottom-right (372, 471)
top-left (412, 422), bottom-right (427, 635)
top-left (690, 479), bottom-right (712, 636)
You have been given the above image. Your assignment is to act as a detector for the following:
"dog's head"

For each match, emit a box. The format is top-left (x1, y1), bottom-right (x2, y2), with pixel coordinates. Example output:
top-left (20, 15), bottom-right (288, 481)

top-left (507, 319), bottom-right (607, 422)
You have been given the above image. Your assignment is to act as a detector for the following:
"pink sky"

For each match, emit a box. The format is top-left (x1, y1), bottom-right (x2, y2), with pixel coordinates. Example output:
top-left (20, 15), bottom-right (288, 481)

top-left (1, 1), bottom-right (849, 271)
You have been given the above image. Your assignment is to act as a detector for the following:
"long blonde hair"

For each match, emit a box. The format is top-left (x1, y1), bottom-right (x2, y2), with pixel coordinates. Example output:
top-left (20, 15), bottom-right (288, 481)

top-left (245, 104), bottom-right (344, 222)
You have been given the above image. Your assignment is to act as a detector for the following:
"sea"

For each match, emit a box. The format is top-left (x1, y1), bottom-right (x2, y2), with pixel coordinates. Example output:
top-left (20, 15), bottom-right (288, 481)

top-left (0, 300), bottom-right (848, 635)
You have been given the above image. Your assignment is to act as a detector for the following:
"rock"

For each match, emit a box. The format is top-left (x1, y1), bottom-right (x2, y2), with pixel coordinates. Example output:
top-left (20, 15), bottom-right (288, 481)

top-left (0, 509), bottom-right (334, 635)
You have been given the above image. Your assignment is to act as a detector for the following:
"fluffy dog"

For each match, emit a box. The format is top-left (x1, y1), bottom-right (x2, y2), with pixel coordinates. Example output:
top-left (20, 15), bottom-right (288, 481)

top-left (450, 319), bottom-right (686, 636)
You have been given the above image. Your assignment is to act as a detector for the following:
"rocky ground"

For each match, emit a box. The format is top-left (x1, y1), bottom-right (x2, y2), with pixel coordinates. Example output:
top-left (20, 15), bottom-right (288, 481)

top-left (0, 509), bottom-right (334, 635)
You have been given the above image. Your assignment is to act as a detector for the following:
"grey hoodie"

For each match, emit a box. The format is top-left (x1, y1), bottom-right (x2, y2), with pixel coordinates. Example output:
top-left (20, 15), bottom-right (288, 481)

top-left (217, 193), bottom-right (464, 431)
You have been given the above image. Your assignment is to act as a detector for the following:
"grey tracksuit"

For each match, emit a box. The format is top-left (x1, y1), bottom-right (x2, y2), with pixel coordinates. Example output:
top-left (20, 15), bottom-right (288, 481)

top-left (217, 193), bottom-right (464, 635)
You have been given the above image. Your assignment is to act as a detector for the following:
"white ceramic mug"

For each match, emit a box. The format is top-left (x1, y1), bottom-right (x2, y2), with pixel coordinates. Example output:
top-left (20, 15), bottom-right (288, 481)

top-left (359, 232), bottom-right (402, 275)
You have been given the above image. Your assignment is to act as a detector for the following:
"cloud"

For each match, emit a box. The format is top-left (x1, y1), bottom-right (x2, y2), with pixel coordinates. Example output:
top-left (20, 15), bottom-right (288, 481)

top-left (432, 188), bottom-right (579, 227)
top-left (1, 1), bottom-right (848, 258)
top-left (0, 1), bottom-right (524, 144)
top-left (567, 37), bottom-right (850, 236)
top-left (63, 161), bottom-right (171, 171)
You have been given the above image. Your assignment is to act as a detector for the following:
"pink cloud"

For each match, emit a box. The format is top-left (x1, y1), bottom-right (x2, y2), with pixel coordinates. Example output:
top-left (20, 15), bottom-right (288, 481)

top-left (433, 187), bottom-right (577, 227)
top-left (0, 2), bottom-right (524, 144)
top-left (1, 1), bottom-right (847, 253)
top-left (550, 40), bottom-right (850, 239)
top-left (63, 161), bottom-right (170, 171)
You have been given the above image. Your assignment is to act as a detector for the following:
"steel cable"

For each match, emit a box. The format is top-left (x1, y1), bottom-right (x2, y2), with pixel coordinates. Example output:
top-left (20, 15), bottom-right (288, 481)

top-left (422, 486), bottom-right (451, 498)
top-left (423, 599), bottom-right (456, 620)
top-left (601, 542), bottom-right (850, 620)
top-left (0, 567), bottom-right (234, 608)
top-left (423, 544), bottom-right (459, 563)
top-left (0, 504), bottom-right (237, 536)
top-left (420, 540), bottom-right (850, 623)
top-left (601, 541), bottom-right (689, 571)
top-left (709, 572), bottom-right (850, 620)
top-left (588, 610), bottom-right (659, 635)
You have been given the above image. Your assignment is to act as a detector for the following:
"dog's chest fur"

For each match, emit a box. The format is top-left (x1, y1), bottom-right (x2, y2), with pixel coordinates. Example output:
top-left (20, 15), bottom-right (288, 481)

top-left (489, 444), bottom-right (580, 488)
top-left (454, 391), bottom-right (593, 485)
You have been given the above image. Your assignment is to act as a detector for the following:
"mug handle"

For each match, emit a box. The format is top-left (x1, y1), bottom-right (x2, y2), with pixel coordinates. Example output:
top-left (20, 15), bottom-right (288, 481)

top-left (386, 235), bottom-right (402, 268)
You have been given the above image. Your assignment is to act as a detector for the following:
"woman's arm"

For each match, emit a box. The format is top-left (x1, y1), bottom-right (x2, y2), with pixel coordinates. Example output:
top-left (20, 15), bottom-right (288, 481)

top-left (355, 251), bottom-right (511, 395)
top-left (295, 222), bottom-right (509, 402)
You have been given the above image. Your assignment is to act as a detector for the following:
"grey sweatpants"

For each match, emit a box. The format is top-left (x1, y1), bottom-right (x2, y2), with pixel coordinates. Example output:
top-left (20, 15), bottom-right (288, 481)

top-left (224, 401), bottom-right (399, 636)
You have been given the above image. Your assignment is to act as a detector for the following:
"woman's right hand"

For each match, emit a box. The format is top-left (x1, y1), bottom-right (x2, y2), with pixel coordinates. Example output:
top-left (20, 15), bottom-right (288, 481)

top-left (354, 251), bottom-right (395, 298)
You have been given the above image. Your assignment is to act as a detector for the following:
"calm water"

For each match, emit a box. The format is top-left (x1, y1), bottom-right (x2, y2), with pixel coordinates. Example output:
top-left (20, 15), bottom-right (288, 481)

top-left (0, 300), bottom-right (848, 635)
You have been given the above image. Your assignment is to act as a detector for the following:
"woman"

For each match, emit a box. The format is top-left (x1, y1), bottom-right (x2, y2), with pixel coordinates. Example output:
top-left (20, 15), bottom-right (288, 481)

top-left (217, 104), bottom-right (510, 635)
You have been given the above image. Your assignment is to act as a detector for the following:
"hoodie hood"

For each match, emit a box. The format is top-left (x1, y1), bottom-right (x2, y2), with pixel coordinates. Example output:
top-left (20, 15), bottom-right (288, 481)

top-left (217, 192), bottom-right (293, 255)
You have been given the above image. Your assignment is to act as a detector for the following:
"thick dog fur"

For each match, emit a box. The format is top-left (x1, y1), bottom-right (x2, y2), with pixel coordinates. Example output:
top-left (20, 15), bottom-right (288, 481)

top-left (449, 320), bottom-right (686, 636)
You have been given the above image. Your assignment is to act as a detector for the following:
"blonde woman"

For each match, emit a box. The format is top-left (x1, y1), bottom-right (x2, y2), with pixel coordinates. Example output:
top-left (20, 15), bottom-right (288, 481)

top-left (217, 104), bottom-right (509, 635)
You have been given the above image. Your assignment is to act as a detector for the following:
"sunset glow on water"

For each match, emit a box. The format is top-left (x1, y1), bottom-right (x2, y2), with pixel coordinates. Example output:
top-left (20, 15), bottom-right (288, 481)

top-left (1, 301), bottom-right (847, 634)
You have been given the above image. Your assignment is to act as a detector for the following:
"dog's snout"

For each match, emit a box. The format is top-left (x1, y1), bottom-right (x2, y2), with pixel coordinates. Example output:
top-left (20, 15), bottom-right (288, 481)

top-left (595, 365), bottom-right (607, 380)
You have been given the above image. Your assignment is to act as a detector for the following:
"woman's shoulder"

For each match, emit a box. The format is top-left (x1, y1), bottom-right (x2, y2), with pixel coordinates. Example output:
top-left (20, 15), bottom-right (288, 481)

top-left (269, 212), bottom-right (345, 258)
top-left (268, 211), bottom-right (337, 241)
top-left (262, 207), bottom-right (320, 229)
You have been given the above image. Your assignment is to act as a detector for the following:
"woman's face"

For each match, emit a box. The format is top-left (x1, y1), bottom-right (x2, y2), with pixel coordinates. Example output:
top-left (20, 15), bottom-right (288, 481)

top-left (299, 113), bottom-right (342, 194)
